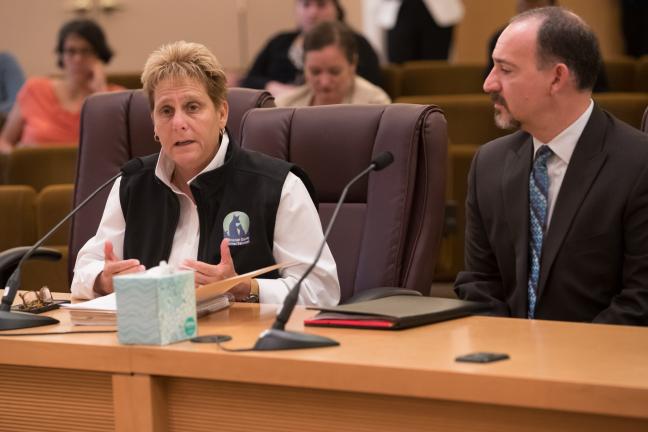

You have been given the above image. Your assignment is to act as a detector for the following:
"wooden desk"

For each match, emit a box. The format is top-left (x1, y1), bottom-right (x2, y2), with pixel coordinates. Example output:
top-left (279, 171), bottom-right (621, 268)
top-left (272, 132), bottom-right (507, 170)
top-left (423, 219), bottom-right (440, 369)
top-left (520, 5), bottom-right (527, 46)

top-left (0, 303), bottom-right (646, 432)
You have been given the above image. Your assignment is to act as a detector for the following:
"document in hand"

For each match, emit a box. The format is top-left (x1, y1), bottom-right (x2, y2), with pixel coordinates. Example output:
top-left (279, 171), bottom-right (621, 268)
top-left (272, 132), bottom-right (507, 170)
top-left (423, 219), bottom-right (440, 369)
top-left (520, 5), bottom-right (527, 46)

top-left (305, 296), bottom-right (486, 330)
top-left (194, 261), bottom-right (298, 302)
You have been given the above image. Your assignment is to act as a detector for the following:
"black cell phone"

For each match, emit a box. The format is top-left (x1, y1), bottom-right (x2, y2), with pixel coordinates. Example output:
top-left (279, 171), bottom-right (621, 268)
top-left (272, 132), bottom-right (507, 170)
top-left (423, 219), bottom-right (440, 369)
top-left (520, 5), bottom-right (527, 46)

top-left (455, 352), bottom-right (510, 363)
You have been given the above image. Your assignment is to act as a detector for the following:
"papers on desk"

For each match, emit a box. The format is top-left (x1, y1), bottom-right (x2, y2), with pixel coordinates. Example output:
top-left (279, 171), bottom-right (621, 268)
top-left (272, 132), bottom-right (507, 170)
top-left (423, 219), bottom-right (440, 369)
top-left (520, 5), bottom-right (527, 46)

top-left (62, 261), bottom-right (296, 326)
top-left (61, 294), bottom-right (118, 326)
top-left (61, 292), bottom-right (231, 326)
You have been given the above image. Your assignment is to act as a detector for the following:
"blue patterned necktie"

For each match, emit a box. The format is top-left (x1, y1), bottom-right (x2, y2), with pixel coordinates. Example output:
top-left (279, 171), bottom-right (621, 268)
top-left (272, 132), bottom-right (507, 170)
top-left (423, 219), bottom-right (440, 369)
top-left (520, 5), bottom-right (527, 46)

top-left (528, 145), bottom-right (553, 319)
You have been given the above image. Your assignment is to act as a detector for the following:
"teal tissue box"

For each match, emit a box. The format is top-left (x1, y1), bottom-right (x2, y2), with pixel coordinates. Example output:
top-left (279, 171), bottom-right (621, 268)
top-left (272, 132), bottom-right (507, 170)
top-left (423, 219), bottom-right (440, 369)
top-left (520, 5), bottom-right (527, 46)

top-left (114, 269), bottom-right (197, 345)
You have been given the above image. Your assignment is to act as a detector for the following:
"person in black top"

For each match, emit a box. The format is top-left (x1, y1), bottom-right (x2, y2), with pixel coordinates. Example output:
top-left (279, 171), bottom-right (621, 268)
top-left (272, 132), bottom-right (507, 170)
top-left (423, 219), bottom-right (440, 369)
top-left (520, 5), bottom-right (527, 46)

top-left (387, 0), bottom-right (455, 63)
top-left (240, 0), bottom-right (382, 97)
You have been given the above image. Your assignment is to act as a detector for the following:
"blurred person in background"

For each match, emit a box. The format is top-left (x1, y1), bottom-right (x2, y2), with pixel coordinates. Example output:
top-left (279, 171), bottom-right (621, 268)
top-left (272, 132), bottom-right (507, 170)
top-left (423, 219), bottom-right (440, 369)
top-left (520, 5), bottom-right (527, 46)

top-left (386, 0), bottom-right (462, 63)
top-left (0, 19), bottom-right (123, 154)
top-left (276, 21), bottom-right (390, 106)
top-left (0, 52), bottom-right (25, 116)
top-left (621, 0), bottom-right (648, 58)
top-left (241, 0), bottom-right (382, 97)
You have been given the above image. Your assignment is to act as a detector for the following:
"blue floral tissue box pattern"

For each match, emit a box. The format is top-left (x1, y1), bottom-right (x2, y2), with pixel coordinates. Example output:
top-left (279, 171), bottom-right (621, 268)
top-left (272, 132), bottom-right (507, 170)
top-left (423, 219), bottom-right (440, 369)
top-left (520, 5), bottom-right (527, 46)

top-left (114, 268), bottom-right (197, 345)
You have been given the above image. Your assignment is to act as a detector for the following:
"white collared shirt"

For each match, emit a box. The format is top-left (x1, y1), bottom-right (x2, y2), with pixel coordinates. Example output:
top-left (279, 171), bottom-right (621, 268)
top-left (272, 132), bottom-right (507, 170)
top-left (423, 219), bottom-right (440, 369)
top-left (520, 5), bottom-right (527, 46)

top-left (71, 132), bottom-right (340, 306)
top-left (532, 100), bottom-right (594, 229)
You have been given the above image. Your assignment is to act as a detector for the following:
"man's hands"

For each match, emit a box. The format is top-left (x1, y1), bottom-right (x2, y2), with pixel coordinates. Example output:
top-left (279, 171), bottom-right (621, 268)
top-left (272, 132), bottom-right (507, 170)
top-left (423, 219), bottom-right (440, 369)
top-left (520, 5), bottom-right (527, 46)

top-left (93, 241), bottom-right (145, 295)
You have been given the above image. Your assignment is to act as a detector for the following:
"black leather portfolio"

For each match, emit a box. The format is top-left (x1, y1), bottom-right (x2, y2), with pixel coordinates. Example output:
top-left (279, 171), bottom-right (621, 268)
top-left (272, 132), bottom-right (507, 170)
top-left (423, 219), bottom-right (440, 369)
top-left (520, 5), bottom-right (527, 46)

top-left (305, 296), bottom-right (486, 330)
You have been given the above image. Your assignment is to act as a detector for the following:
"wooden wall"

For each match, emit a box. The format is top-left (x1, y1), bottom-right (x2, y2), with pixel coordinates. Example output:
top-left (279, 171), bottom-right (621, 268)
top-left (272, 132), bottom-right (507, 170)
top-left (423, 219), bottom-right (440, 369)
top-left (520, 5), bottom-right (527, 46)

top-left (453, 0), bottom-right (626, 63)
top-left (0, 0), bottom-right (626, 77)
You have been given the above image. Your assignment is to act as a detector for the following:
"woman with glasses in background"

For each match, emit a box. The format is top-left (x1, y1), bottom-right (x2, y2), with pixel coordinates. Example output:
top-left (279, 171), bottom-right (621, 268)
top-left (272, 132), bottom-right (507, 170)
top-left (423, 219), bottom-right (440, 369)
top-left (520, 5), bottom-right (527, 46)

top-left (0, 19), bottom-right (123, 154)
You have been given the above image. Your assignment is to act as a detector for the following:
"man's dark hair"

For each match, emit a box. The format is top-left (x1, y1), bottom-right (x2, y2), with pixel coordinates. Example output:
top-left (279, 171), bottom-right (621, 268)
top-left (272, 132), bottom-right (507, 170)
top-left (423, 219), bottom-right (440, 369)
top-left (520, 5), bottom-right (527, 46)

top-left (303, 20), bottom-right (358, 64)
top-left (55, 19), bottom-right (114, 68)
top-left (513, 6), bottom-right (601, 90)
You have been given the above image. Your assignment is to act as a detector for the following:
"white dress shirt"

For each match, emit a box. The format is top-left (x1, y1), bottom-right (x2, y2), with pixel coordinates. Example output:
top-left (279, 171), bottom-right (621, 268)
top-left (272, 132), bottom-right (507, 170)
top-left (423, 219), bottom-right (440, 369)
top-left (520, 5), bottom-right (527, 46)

top-left (71, 132), bottom-right (340, 306)
top-left (532, 100), bottom-right (594, 229)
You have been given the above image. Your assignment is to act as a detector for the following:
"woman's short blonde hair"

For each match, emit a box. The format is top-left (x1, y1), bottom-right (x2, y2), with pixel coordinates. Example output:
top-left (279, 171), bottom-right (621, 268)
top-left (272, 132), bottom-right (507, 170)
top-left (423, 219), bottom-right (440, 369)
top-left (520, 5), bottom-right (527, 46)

top-left (141, 41), bottom-right (227, 110)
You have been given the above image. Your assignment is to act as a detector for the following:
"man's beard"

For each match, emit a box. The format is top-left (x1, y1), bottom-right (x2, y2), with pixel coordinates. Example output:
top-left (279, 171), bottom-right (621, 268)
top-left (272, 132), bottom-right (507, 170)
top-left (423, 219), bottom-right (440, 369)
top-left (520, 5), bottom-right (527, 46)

top-left (490, 92), bottom-right (521, 130)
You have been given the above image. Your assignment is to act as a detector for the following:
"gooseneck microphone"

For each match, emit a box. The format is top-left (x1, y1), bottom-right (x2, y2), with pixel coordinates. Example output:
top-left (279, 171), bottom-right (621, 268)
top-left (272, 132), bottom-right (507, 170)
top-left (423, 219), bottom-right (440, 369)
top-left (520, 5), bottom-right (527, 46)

top-left (252, 151), bottom-right (394, 351)
top-left (0, 157), bottom-right (145, 331)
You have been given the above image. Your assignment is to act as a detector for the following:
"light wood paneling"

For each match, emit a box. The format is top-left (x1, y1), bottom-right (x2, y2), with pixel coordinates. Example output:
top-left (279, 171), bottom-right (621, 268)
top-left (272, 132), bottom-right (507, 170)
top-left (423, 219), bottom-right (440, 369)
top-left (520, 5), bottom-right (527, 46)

top-left (0, 364), bottom-right (113, 432)
top-left (453, 0), bottom-right (626, 63)
top-left (113, 373), bottom-right (167, 432)
top-left (0, 0), bottom-right (628, 75)
top-left (164, 377), bottom-right (645, 432)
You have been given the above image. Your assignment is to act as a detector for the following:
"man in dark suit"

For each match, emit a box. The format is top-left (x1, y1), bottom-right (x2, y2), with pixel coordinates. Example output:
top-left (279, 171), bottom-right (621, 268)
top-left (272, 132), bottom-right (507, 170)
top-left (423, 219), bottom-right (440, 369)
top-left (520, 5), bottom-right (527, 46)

top-left (454, 6), bottom-right (648, 325)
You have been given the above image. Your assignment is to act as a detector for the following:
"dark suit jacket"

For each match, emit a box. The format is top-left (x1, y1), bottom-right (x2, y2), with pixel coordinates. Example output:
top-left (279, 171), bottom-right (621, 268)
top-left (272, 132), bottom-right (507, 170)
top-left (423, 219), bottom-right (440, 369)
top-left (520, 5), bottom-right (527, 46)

top-left (455, 105), bottom-right (648, 325)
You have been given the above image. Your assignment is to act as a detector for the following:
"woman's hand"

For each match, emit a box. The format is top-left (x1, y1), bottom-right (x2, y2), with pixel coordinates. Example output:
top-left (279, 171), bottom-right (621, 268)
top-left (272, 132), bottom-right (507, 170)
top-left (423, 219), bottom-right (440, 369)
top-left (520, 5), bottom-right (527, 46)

top-left (87, 59), bottom-right (108, 93)
top-left (182, 238), bottom-right (237, 285)
top-left (182, 239), bottom-right (252, 301)
top-left (93, 240), bottom-right (145, 295)
top-left (265, 81), bottom-right (297, 97)
top-left (0, 104), bottom-right (25, 153)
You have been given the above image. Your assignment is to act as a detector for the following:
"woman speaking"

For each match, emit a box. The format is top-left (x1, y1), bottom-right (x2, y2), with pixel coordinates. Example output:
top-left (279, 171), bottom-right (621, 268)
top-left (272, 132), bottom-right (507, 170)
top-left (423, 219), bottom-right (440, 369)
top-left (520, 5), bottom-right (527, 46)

top-left (72, 41), bottom-right (339, 307)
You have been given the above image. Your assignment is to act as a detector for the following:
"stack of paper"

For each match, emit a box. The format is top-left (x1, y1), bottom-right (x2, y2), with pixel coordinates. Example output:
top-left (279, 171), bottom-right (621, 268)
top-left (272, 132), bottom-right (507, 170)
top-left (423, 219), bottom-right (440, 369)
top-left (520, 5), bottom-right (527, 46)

top-left (62, 292), bottom-right (231, 326)
top-left (61, 294), bottom-right (118, 326)
top-left (197, 294), bottom-right (230, 318)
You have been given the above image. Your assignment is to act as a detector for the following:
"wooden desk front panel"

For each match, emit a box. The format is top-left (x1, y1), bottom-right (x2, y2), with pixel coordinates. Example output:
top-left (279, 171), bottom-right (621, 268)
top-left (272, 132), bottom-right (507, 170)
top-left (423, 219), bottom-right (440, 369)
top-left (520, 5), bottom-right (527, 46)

top-left (1, 303), bottom-right (648, 431)
top-left (161, 376), bottom-right (646, 432)
top-left (0, 364), bottom-right (113, 432)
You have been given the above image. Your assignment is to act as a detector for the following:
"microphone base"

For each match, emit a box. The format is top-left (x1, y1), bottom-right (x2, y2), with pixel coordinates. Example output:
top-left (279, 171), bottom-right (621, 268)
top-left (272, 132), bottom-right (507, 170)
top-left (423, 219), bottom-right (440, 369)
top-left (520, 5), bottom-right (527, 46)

top-left (0, 310), bottom-right (59, 331)
top-left (253, 329), bottom-right (339, 351)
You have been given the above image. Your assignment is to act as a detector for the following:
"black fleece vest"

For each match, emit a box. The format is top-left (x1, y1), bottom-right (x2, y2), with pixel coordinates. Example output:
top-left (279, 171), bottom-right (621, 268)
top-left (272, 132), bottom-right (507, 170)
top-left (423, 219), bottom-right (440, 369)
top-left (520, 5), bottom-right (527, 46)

top-left (119, 141), bottom-right (311, 277)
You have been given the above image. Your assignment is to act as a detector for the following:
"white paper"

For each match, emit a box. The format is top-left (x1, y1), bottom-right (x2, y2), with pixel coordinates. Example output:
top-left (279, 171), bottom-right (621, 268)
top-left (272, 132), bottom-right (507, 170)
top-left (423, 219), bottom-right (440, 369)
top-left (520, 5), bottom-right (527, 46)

top-left (61, 293), bottom-right (117, 311)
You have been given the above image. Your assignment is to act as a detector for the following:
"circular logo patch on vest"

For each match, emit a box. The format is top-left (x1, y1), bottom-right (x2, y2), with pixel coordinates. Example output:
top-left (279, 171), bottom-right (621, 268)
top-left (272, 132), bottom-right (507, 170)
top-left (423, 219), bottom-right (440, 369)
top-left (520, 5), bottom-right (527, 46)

top-left (223, 211), bottom-right (251, 246)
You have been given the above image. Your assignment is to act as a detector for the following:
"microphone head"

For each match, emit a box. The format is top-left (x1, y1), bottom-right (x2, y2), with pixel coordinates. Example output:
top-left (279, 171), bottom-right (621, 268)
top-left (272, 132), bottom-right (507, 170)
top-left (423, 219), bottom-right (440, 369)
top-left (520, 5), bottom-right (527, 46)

top-left (371, 151), bottom-right (394, 171)
top-left (120, 157), bottom-right (145, 175)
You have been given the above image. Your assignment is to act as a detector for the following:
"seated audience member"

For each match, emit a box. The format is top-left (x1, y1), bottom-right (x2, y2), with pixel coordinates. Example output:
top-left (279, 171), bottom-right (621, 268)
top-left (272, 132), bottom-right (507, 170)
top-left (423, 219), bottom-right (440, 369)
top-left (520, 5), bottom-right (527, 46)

top-left (0, 19), bottom-right (122, 154)
top-left (0, 52), bottom-right (25, 115)
top-left (276, 21), bottom-right (390, 107)
top-left (621, 0), bottom-right (648, 58)
top-left (241, 0), bottom-right (382, 97)
top-left (71, 41), bottom-right (340, 307)
top-left (454, 7), bottom-right (648, 325)
top-left (386, 0), bottom-right (458, 63)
